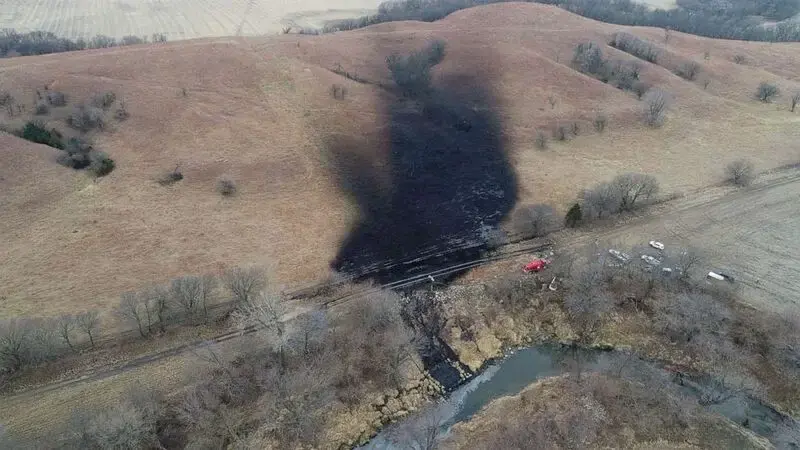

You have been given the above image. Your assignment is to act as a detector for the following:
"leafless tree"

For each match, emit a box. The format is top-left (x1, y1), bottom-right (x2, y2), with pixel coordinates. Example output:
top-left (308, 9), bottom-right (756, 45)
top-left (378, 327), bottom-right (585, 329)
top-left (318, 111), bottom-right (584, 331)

top-left (611, 173), bottom-right (659, 211)
top-left (791, 92), bottom-right (800, 112)
top-left (223, 266), bottom-right (266, 305)
top-left (232, 292), bottom-right (287, 366)
top-left (117, 292), bottom-right (150, 337)
top-left (386, 404), bottom-right (448, 450)
top-left (288, 310), bottom-right (329, 357)
top-left (199, 274), bottom-right (217, 323)
top-left (676, 61), bottom-right (701, 81)
top-left (757, 82), bottom-right (779, 102)
top-left (725, 159), bottom-right (755, 186)
top-left (593, 113), bottom-right (607, 132)
top-left (512, 203), bottom-right (558, 238)
top-left (581, 181), bottom-right (621, 220)
top-left (75, 311), bottom-right (100, 348)
top-left (66, 392), bottom-right (161, 449)
top-left (142, 285), bottom-right (170, 332)
top-left (534, 131), bottom-right (548, 150)
top-left (564, 264), bottom-right (614, 345)
top-left (655, 293), bottom-right (731, 345)
top-left (171, 276), bottom-right (204, 325)
top-left (673, 247), bottom-right (703, 279)
top-left (56, 314), bottom-right (78, 353)
top-left (0, 319), bottom-right (31, 372)
top-left (29, 318), bottom-right (63, 363)
top-left (643, 88), bottom-right (669, 127)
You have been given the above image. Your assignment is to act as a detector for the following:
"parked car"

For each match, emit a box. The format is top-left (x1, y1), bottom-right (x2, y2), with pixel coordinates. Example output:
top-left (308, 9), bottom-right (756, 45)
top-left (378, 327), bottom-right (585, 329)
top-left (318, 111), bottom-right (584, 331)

top-left (609, 249), bottom-right (631, 262)
top-left (523, 258), bottom-right (549, 273)
top-left (649, 241), bottom-right (665, 251)
top-left (641, 254), bottom-right (661, 266)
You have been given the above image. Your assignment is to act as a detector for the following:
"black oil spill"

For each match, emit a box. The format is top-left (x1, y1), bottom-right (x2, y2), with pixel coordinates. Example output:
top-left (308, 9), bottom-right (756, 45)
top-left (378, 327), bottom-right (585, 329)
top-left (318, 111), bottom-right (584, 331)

top-left (328, 67), bottom-right (518, 284)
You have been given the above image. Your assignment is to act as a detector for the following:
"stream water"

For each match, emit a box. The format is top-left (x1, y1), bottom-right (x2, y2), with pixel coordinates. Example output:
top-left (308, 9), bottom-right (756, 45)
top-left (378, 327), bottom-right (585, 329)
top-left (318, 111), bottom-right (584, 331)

top-left (362, 344), bottom-right (796, 449)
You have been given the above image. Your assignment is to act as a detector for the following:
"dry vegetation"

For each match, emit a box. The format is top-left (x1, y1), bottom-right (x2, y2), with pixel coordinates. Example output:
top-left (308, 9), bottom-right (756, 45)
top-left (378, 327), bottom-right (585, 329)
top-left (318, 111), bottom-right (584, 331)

top-left (1, 3), bottom-right (799, 327)
top-left (1, 3), bottom-right (800, 446)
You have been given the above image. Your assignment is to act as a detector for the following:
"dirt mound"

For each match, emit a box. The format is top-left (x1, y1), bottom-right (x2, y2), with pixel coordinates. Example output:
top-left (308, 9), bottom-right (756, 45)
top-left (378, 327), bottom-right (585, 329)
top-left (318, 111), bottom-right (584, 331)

top-left (1, 3), bottom-right (799, 322)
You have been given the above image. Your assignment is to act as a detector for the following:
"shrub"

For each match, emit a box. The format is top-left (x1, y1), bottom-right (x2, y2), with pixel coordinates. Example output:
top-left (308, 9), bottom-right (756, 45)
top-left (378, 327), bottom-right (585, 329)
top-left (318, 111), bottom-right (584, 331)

top-left (158, 166), bottom-right (183, 185)
top-left (572, 42), bottom-right (606, 75)
top-left (91, 92), bottom-right (116, 110)
top-left (216, 177), bottom-right (236, 196)
top-left (67, 105), bottom-right (105, 132)
top-left (535, 131), bottom-right (548, 150)
top-left (565, 203), bottom-right (583, 227)
top-left (756, 82), bottom-right (779, 102)
top-left (34, 100), bottom-right (49, 115)
top-left (733, 54), bottom-right (747, 64)
top-left (0, 91), bottom-right (13, 106)
top-left (553, 125), bottom-right (569, 141)
top-left (88, 151), bottom-right (115, 177)
top-left (725, 159), bottom-right (755, 186)
top-left (593, 114), bottom-right (607, 132)
top-left (675, 61), bottom-right (701, 81)
top-left (513, 203), bottom-right (558, 238)
top-left (570, 122), bottom-right (580, 136)
top-left (632, 81), bottom-right (651, 99)
top-left (609, 32), bottom-right (659, 63)
top-left (330, 84), bottom-right (347, 100)
top-left (19, 121), bottom-right (64, 149)
top-left (643, 88), bottom-right (669, 127)
top-left (46, 91), bottom-right (67, 106)
top-left (790, 92), bottom-right (799, 112)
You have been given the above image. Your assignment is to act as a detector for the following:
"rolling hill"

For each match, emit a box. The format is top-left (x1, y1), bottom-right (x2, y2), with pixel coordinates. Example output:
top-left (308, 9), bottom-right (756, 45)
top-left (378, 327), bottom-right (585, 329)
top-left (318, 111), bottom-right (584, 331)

top-left (1, 2), bottom-right (799, 325)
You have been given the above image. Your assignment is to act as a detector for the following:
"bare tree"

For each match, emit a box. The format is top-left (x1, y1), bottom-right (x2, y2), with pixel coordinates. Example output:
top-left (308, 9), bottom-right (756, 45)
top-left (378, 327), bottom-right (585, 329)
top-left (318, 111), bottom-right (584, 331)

top-left (756, 82), bottom-right (779, 102)
top-left (171, 276), bottom-right (203, 325)
top-left (75, 311), bottom-right (100, 348)
top-left (534, 131), bottom-right (548, 150)
top-left (232, 292), bottom-right (287, 367)
top-left (643, 88), bottom-right (668, 127)
top-left (655, 293), bottom-right (731, 345)
top-left (593, 113), bottom-right (607, 132)
top-left (143, 285), bottom-right (170, 333)
top-left (0, 319), bottom-right (31, 372)
top-left (56, 314), bottom-right (78, 353)
top-left (66, 393), bottom-right (161, 449)
top-left (386, 404), bottom-right (448, 450)
top-left (223, 266), bottom-right (265, 305)
top-left (725, 159), bottom-right (755, 186)
top-left (564, 265), bottom-right (614, 344)
top-left (611, 173), bottom-right (659, 211)
top-left (199, 275), bottom-right (217, 323)
top-left (673, 247), bottom-right (703, 279)
top-left (581, 182), bottom-right (621, 220)
top-left (29, 318), bottom-right (63, 363)
top-left (512, 203), bottom-right (558, 238)
top-left (117, 292), bottom-right (149, 337)
top-left (676, 61), bottom-right (701, 81)
top-left (791, 92), bottom-right (800, 112)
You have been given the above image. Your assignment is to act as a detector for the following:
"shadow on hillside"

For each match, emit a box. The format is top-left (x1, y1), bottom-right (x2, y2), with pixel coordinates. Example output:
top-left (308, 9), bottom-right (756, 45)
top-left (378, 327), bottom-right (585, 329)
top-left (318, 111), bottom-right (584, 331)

top-left (327, 57), bottom-right (518, 284)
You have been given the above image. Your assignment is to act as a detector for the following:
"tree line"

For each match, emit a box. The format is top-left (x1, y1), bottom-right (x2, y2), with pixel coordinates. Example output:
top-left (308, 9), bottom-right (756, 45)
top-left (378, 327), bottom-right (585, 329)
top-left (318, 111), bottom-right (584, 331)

top-left (0, 29), bottom-right (167, 58)
top-left (325, 0), bottom-right (800, 42)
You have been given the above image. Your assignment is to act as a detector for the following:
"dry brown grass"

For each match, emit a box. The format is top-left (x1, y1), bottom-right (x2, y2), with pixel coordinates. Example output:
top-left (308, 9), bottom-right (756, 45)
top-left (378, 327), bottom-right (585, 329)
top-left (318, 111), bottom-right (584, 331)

top-left (1, 3), bottom-right (799, 326)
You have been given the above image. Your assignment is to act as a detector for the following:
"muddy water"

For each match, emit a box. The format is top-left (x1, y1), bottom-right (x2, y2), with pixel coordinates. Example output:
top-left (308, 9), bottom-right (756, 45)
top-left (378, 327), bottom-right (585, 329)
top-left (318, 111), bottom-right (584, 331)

top-left (363, 344), bottom-right (795, 449)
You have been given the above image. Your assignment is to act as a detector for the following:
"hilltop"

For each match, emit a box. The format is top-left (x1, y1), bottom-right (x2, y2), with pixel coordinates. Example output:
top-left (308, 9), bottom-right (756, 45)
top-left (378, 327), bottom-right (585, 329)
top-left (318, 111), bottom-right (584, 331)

top-left (1, 2), bottom-right (799, 324)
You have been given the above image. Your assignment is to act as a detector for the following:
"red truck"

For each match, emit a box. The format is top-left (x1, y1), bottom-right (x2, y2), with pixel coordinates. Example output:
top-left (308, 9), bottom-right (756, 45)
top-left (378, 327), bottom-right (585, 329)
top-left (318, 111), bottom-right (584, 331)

top-left (523, 258), bottom-right (550, 273)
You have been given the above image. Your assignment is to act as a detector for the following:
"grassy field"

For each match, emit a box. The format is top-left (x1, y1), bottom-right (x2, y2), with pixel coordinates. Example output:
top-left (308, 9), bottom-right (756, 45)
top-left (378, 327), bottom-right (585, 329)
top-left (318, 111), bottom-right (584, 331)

top-left (0, 0), bottom-right (381, 39)
top-left (1, 3), bottom-right (799, 327)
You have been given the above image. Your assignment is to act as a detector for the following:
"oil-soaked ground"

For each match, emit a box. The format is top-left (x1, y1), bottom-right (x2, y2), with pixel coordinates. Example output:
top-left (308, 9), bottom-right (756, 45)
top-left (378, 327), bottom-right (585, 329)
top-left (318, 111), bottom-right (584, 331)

top-left (328, 68), bottom-right (518, 283)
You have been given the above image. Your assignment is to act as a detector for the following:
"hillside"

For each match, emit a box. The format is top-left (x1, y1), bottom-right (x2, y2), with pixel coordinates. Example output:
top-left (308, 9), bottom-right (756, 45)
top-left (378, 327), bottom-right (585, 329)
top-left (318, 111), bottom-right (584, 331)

top-left (1, 2), bottom-right (800, 325)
